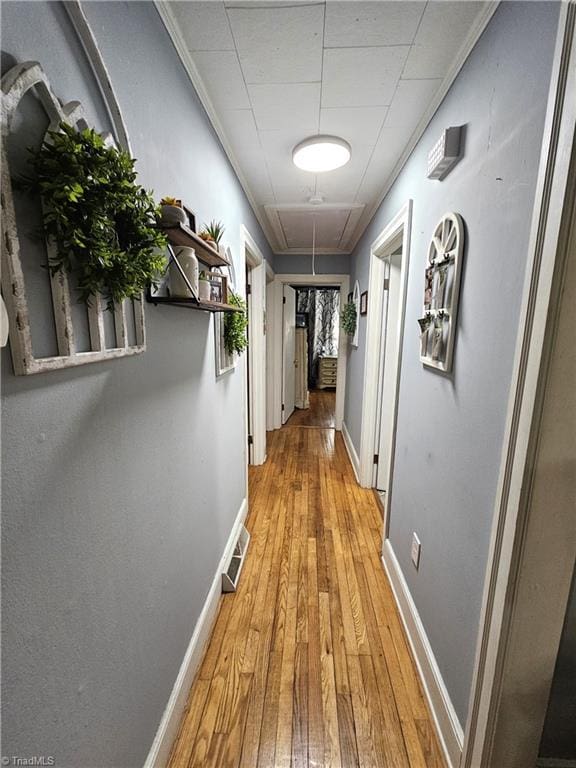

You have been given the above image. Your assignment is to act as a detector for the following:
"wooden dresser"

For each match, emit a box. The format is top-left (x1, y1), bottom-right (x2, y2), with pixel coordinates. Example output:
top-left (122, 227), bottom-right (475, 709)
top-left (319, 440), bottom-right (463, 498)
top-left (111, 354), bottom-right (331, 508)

top-left (318, 356), bottom-right (338, 389)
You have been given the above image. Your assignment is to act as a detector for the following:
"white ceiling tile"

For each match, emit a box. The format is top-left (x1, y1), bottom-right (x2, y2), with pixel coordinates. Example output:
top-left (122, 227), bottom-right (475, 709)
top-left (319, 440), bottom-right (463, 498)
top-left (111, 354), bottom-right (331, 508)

top-left (193, 51), bottom-right (250, 110)
top-left (414, 2), bottom-right (488, 45)
top-left (249, 83), bottom-right (320, 130)
top-left (315, 144), bottom-right (374, 202)
top-left (384, 79), bottom-right (441, 130)
top-left (217, 109), bottom-right (260, 151)
top-left (227, 4), bottom-right (323, 83)
top-left (319, 106), bottom-right (388, 148)
top-left (324, 1), bottom-right (425, 48)
top-left (170, 1), bottom-right (235, 51)
top-left (354, 126), bottom-right (409, 203)
top-left (322, 47), bottom-right (410, 108)
top-left (403, 45), bottom-right (461, 80)
top-left (234, 150), bottom-right (276, 204)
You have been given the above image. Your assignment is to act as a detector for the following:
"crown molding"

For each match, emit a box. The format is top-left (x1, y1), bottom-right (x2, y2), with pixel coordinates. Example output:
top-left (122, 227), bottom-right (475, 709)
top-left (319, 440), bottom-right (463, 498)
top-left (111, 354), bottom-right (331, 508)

top-left (153, 1), bottom-right (280, 253)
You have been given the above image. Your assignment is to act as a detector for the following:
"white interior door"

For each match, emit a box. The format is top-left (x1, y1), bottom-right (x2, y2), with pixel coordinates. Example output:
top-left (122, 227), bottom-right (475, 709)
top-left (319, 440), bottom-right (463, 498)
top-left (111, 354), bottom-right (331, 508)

top-left (376, 252), bottom-right (403, 491)
top-left (282, 285), bottom-right (296, 423)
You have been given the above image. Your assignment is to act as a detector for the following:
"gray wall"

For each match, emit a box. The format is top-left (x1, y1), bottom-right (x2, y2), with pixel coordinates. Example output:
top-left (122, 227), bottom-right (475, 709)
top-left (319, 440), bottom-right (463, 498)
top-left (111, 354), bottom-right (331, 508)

top-left (343, 1), bottom-right (559, 726)
top-left (540, 569), bottom-right (576, 760)
top-left (1, 2), bottom-right (272, 765)
top-left (274, 252), bottom-right (350, 275)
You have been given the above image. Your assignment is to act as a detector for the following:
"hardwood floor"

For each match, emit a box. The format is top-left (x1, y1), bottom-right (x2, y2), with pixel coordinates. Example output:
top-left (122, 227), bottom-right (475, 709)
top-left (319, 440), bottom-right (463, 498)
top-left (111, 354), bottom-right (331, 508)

top-left (168, 426), bottom-right (446, 768)
top-left (286, 390), bottom-right (336, 428)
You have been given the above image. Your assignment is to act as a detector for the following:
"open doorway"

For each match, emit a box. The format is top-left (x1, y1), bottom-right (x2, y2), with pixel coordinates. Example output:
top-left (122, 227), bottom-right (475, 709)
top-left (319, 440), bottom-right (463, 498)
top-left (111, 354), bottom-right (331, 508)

top-left (284, 285), bottom-right (340, 428)
top-left (358, 201), bottom-right (412, 537)
top-left (241, 226), bottom-right (266, 466)
top-left (269, 274), bottom-right (349, 431)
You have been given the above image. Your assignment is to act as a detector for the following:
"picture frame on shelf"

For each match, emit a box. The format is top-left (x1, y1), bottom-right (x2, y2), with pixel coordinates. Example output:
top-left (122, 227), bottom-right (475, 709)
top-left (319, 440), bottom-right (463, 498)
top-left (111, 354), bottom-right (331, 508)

top-left (360, 290), bottom-right (368, 315)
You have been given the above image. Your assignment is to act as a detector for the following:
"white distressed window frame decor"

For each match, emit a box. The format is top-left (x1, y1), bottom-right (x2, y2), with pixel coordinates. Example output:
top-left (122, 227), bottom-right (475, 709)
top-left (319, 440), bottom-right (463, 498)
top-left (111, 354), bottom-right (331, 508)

top-left (1, 61), bottom-right (146, 375)
top-left (419, 212), bottom-right (464, 373)
top-left (352, 280), bottom-right (360, 348)
top-left (214, 247), bottom-right (237, 377)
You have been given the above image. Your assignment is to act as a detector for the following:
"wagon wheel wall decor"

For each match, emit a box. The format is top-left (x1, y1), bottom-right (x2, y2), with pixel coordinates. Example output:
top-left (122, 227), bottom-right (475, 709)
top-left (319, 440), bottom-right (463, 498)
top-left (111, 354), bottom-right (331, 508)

top-left (1, 60), bottom-right (145, 375)
top-left (418, 212), bottom-right (464, 373)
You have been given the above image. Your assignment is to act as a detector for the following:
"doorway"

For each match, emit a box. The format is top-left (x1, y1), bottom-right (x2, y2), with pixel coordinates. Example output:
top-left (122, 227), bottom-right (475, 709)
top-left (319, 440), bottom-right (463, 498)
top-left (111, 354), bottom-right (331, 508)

top-left (358, 201), bottom-right (412, 539)
top-left (270, 274), bottom-right (349, 431)
top-left (241, 226), bottom-right (266, 466)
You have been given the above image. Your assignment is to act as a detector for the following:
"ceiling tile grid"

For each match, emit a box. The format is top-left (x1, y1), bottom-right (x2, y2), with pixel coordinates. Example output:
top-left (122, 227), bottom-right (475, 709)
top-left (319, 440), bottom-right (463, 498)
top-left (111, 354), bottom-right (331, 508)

top-left (165, 0), bottom-right (493, 254)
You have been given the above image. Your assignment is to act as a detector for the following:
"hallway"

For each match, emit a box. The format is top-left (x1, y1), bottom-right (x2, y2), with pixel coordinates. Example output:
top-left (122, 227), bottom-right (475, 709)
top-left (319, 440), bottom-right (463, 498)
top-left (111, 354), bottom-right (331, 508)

top-left (168, 426), bottom-right (445, 768)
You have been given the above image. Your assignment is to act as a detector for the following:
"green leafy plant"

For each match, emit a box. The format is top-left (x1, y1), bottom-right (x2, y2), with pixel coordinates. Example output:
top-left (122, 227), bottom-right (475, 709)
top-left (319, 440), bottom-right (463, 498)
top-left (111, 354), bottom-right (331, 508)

top-left (199, 270), bottom-right (209, 281)
top-left (224, 291), bottom-right (248, 355)
top-left (341, 300), bottom-right (357, 336)
top-left (26, 122), bottom-right (167, 307)
top-left (200, 219), bottom-right (225, 244)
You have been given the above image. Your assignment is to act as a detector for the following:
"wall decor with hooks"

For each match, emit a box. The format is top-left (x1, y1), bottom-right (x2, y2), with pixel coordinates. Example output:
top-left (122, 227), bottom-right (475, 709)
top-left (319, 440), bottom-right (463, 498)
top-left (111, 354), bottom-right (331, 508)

top-left (1, 59), bottom-right (147, 375)
top-left (418, 212), bottom-right (464, 373)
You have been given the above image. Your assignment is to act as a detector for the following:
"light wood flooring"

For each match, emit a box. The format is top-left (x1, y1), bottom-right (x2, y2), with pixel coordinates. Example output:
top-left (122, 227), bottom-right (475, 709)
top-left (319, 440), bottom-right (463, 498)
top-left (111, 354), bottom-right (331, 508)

top-left (168, 426), bottom-right (445, 768)
top-left (286, 390), bottom-right (336, 429)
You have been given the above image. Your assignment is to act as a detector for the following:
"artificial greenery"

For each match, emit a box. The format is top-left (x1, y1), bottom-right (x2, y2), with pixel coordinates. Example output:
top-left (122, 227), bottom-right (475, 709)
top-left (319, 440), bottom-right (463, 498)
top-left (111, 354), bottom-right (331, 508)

top-left (224, 291), bottom-right (248, 355)
top-left (341, 300), bottom-right (357, 336)
top-left (26, 122), bottom-right (167, 307)
top-left (200, 219), bottom-right (225, 244)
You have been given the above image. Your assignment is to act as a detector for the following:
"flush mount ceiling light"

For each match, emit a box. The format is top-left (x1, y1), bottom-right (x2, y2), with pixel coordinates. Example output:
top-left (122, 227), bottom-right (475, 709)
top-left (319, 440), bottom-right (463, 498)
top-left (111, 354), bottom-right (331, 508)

top-left (292, 135), bottom-right (351, 173)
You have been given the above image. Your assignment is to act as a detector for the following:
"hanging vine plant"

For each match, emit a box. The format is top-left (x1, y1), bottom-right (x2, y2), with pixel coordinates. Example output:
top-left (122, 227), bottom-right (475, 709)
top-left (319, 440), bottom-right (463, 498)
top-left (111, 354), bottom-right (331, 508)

top-left (341, 300), bottom-right (357, 337)
top-left (25, 122), bottom-right (167, 307)
top-left (224, 291), bottom-right (248, 355)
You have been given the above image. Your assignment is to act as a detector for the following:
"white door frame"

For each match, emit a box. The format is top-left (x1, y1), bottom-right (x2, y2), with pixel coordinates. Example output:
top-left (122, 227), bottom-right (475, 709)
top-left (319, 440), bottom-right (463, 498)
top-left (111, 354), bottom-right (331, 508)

top-left (270, 274), bottom-right (350, 431)
top-left (242, 225), bottom-right (266, 466)
top-left (265, 261), bottom-right (275, 432)
top-left (462, 7), bottom-right (576, 767)
top-left (358, 201), bottom-right (412, 520)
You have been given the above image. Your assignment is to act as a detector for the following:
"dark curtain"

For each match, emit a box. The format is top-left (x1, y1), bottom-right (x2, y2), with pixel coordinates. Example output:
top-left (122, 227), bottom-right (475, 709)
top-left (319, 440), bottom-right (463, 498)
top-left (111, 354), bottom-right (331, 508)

top-left (296, 288), bottom-right (340, 388)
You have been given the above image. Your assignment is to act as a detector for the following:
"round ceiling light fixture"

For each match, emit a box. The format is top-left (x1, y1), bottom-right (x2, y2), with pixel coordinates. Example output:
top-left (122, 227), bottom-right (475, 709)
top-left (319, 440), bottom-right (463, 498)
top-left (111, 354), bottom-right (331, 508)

top-left (292, 135), bottom-right (351, 173)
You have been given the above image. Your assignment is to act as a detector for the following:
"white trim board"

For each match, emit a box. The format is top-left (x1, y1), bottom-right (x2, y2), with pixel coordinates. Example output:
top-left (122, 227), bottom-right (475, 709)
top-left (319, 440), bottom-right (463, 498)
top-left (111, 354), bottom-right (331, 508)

top-left (144, 498), bottom-right (248, 768)
top-left (341, 421), bottom-right (360, 483)
top-left (382, 540), bottom-right (464, 768)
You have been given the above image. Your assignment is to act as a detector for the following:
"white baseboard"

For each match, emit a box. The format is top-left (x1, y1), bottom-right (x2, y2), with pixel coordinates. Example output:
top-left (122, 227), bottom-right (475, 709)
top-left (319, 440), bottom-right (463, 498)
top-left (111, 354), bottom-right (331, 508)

top-left (341, 420), bottom-right (360, 483)
top-left (537, 760), bottom-right (576, 767)
top-left (144, 497), bottom-right (249, 768)
top-left (382, 540), bottom-right (464, 768)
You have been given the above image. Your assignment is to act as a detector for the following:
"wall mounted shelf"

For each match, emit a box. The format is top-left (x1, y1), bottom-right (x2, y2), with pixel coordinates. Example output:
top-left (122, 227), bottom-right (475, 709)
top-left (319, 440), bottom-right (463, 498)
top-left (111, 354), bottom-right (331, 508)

top-left (146, 294), bottom-right (241, 313)
top-left (161, 224), bottom-right (230, 268)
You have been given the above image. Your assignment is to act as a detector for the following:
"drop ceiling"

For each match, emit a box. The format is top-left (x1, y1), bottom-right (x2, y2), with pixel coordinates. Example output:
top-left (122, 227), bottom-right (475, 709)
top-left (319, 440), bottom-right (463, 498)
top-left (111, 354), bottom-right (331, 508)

top-left (158, 1), bottom-right (495, 255)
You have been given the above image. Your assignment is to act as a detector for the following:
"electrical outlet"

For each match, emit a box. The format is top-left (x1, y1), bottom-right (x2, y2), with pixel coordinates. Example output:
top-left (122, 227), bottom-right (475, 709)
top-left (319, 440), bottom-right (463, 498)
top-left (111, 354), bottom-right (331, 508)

top-left (411, 533), bottom-right (421, 570)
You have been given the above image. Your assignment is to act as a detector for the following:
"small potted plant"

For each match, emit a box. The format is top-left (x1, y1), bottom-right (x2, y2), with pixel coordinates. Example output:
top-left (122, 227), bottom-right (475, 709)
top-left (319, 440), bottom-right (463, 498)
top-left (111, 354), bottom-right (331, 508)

top-left (198, 270), bottom-right (211, 301)
top-left (341, 300), bottom-right (357, 338)
top-left (199, 219), bottom-right (225, 253)
top-left (159, 196), bottom-right (187, 226)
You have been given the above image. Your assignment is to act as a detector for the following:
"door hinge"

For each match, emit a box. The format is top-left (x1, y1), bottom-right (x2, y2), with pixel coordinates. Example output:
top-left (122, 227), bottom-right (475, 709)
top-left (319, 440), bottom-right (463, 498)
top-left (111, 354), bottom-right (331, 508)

top-left (283, 296), bottom-right (286, 304)
top-left (246, 283), bottom-right (252, 295)
top-left (282, 403), bottom-right (285, 410)
top-left (383, 279), bottom-right (390, 291)
top-left (248, 435), bottom-right (253, 446)
top-left (373, 454), bottom-right (379, 464)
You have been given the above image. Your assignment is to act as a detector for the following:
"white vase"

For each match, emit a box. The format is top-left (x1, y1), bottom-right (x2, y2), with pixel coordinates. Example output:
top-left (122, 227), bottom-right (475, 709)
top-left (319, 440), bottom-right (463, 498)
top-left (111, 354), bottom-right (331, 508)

top-left (169, 247), bottom-right (198, 298)
top-left (198, 279), bottom-right (211, 302)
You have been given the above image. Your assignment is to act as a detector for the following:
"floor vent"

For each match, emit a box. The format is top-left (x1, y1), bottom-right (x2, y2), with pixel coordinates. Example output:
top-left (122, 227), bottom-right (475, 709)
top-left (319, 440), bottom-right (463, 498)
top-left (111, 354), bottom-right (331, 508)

top-left (222, 524), bottom-right (250, 593)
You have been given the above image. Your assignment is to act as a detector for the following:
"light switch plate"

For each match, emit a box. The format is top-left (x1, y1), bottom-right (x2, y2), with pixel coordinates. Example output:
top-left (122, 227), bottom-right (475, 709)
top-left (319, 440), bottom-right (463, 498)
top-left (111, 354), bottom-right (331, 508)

top-left (411, 533), bottom-right (421, 570)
